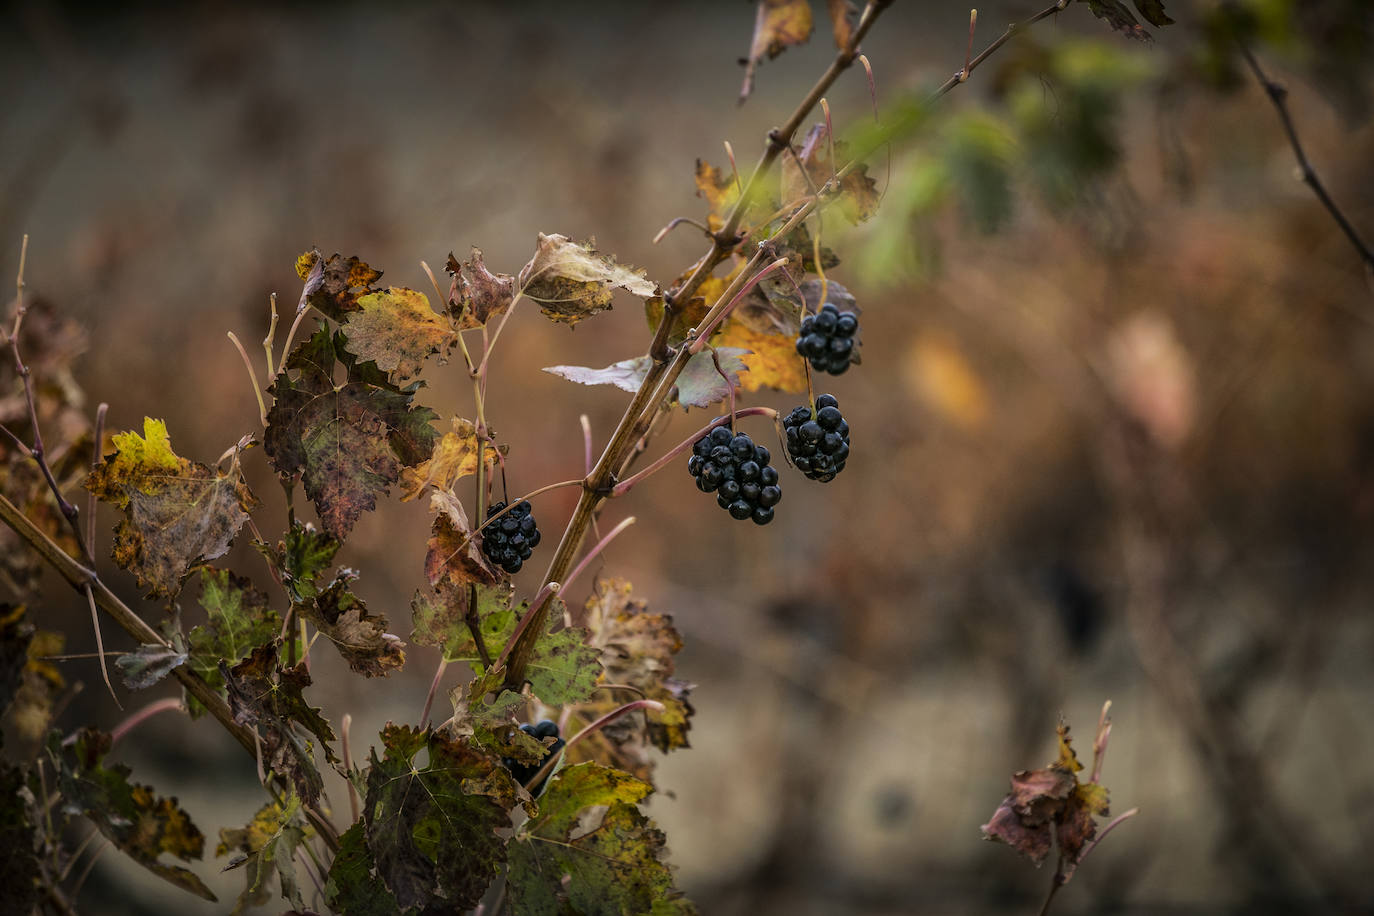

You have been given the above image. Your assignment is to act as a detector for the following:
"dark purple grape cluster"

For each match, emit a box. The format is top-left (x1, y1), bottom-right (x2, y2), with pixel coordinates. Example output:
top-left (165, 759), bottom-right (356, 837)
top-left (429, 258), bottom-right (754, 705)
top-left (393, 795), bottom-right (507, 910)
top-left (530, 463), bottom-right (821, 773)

top-left (688, 426), bottom-right (782, 525)
top-left (503, 719), bottom-right (564, 790)
top-left (482, 500), bottom-right (540, 574)
top-left (795, 302), bottom-right (859, 375)
top-left (783, 394), bottom-right (850, 482)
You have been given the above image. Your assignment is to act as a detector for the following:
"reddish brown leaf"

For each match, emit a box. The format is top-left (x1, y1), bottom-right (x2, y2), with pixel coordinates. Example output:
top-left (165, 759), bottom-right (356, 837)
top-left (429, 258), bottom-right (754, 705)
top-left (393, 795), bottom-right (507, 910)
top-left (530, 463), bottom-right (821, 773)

top-left (446, 248), bottom-right (516, 330)
top-left (295, 250), bottom-right (383, 321)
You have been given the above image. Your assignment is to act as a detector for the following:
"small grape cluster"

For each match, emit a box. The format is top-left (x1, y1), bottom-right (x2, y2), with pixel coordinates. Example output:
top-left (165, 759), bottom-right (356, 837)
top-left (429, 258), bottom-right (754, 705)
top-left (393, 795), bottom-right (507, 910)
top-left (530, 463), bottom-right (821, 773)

top-left (482, 500), bottom-right (540, 574)
top-left (687, 426), bottom-right (782, 525)
top-left (795, 302), bottom-right (859, 375)
top-left (502, 719), bottom-right (564, 790)
top-left (783, 394), bottom-right (850, 482)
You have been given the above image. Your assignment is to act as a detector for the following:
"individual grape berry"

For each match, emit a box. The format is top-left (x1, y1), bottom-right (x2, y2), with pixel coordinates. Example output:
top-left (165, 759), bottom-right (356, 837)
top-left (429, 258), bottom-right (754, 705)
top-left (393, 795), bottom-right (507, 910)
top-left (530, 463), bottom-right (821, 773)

top-left (482, 500), bottom-right (540, 574)
top-left (687, 425), bottom-right (782, 524)
top-left (502, 719), bottom-right (566, 790)
top-left (782, 393), bottom-right (850, 482)
top-left (795, 302), bottom-right (860, 375)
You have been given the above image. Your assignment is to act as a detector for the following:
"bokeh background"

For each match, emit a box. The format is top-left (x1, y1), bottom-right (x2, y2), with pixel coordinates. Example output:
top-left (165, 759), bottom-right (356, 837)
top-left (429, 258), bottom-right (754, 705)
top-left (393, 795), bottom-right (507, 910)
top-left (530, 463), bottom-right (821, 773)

top-left (4, 1), bottom-right (1374, 913)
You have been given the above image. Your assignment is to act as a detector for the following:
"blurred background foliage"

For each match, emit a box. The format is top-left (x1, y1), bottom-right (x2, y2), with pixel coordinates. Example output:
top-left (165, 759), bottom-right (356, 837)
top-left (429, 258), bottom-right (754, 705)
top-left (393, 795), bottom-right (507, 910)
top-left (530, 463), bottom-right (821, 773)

top-left (3, 0), bottom-right (1374, 913)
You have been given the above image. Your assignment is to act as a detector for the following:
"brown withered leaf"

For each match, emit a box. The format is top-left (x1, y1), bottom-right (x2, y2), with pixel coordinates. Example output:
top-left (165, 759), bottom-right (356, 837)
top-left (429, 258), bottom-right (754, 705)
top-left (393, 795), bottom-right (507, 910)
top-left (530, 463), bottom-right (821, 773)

top-left (295, 250), bottom-right (382, 321)
top-left (781, 123), bottom-right (880, 224)
top-left (86, 419), bottom-right (255, 598)
top-left (827, 0), bottom-right (858, 49)
top-left (307, 571), bottom-right (405, 677)
top-left (981, 721), bottom-right (1112, 870)
top-left (424, 492), bottom-right (502, 591)
top-left (446, 248), bottom-right (515, 330)
top-left (518, 233), bottom-right (658, 326)
top-left (400, 418), bottom-right (503, 502)
top-left (341, 287), bottom-right (457, 382)
top-left (740, 0), bottom-right (814, 102)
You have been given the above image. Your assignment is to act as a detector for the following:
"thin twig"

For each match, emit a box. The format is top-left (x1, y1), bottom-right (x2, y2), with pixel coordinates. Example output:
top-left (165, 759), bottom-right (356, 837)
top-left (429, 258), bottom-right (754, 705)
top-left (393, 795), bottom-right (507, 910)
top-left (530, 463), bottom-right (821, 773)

top-left (341, 713), bottom-right (360, 823)
top-left (227, 331), bottom-right (267, 426)
top-left (1237, 42), bottom-right (1374, 272)
top-left (109, 696), bottom-right (184, 746)
top-left (420, 657), bottom-right (448, 726)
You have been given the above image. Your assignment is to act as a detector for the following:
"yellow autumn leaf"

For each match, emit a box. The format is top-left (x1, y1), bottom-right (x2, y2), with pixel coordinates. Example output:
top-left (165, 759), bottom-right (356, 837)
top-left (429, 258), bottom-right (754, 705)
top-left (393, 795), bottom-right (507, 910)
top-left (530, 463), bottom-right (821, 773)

top-left (400, 418), bottom-right (501, 501)
top-left (713, 321), bottom-right (808, 393)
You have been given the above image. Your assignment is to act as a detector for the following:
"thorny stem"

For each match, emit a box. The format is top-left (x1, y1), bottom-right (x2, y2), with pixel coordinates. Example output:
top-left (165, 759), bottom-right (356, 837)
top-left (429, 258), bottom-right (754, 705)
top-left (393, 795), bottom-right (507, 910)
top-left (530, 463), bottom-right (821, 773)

top-left (611, 407), bottom-right (778, 498)
top-left (1236, 41), bottom-right (1374, 273)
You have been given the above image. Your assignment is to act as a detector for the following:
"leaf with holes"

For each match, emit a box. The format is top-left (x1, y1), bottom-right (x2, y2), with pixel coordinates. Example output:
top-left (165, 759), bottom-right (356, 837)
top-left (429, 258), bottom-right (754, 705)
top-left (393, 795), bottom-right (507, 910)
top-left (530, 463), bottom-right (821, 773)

top-left (518, 233), bottom-right (657, 326)
top-left (49, 728), bottom-right (215, 901)
top-left (265, 329), bottom-right (438, 540)
top-left (85, 418), bottom-right (256, 597)
top-left (508, 762), bottom-right (694, 915)
top-left (363, 725), bottom-right (518, 912)
top-left (341, 287), bottom-right (457, 382)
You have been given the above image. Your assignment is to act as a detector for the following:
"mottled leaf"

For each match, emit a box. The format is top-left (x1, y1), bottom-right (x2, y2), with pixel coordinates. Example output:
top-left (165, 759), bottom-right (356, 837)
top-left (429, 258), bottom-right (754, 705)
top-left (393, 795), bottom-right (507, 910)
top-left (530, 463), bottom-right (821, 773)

top-left (518, 233), bottom-right (657, 326)
top-left (265, 329), bottom-right (438, 540)
top-left (446, 248), bottom-right (515, 329)
top-left (410, 580), bottom-right (514, 665)
top-left (508, 762), bottom-right (692, 915)
top-left (115, 644), bottom-right (187, 690)
top-left (324, 822), bottom-right (399, 916)
top-left (49, 728), bottom-right (215, 901)
top-left (400, 417), bottom-right (502, 502)
top-left (296, 250), bottom-right (382, 321)
top-left (256, 520), bottom-right (340, 605)
top-left (86, 419), bottom-right (256, 597)
top-left (216, 796), bottom-right (308, 915)
top-left (712, 322), bottom-right (805, 393)
top-left (341, 287), bottom-right (457, 382)
top-left (740, 0), bottom-right (814, 102)
top-left (186, 568), bottom-right (282, 716)
top-left (363, 725), bottom-right (517, 911)
top-left (221, 644), bottom-right (333, 804)
top-left (448, 666), bottom-right (547, 766)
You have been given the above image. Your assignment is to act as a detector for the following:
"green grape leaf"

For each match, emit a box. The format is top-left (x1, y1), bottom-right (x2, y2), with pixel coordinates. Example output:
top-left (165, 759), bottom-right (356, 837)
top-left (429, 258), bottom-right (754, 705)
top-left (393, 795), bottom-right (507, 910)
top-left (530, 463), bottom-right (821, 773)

top-left (306, 570), bottom-right (406, 677)
top-left (256, 520), bottom-right (340, 605)
top-left (410, 579), bottom-right (514, 665)
top-left (341, 287), bottom-right (457, 383)
top-left (265, 329), bottom-right (438, 540)
top-left (0, 758), bottom-right (41, 915)
top-left (739, 0), bottom-right (814, 102)
top-left (363, 725), bottom-right (518, 911)
top-left (518, 233), bottom-right (657, 326)
top-left (324, 822), bottom-right (400, 916)
top-left (221, 644), bottom-right (333, 804)
top-left (216, 796), bottom-right (308, 915)
top-left (446, 248), bottom-right (516, 329)
top-left (508, 762), bottom-right (693, 915)
top-left (115, 644), bottom-right (187, 690)
top-left (48, 728), bottom-right (215, 901)
top-left (448, 666), bottom-right (547, 766)
top-left (295, 250), bottom-right (382, 321)
top-left (85, 418), bottom-right (256, 597)
top-left (185, 568), bottom-right (282, 716)
top-left (584, 579), bottom-right (694, 753)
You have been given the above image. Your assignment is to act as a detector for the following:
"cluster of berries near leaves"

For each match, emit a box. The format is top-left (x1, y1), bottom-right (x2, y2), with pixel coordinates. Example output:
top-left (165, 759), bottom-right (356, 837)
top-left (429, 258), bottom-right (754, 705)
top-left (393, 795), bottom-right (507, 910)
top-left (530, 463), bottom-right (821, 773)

top-left (688, 427), bottom-right (783, 525)
top-left (482, 500), bottom-right (540, 574)
top-left (783, 394), bottom-right (850, 482)
top-left (503, 719), bottom-right (565, 791)
top-left (795, 301), bottom-right (859, 375)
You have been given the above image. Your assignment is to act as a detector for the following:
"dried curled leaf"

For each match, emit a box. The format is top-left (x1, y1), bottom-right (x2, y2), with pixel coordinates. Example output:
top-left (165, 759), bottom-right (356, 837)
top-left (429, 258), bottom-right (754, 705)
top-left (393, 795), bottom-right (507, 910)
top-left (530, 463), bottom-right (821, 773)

top-left (363, 725), bottom-right (518, 912)
top-left (518, 233), bottom-right (657, 326)
top-left (981, 720), bottom-right (1114, 873)
top-left (400, 417), bottom-right (503, 502)
top-left (740, 0), bottom-right (814, 102)
top-left (308, 571), bottom-right (406, 677)
top-left (296, 250), bottom-right (382, 321)
top-left (265, 329), bottom-right (438, 540)
top-left (507, 762), bottom-right (695, 914)
top-left (446, 248), bottom-right (516, 329)
top-left (424, 492), bottom-right (502, 591)
top-left (341, 287), bottom-right (457, 382)
top-left (85, 418), bottom-right (255, 597)
top-left (49, 728), bottom-right (215, 901)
